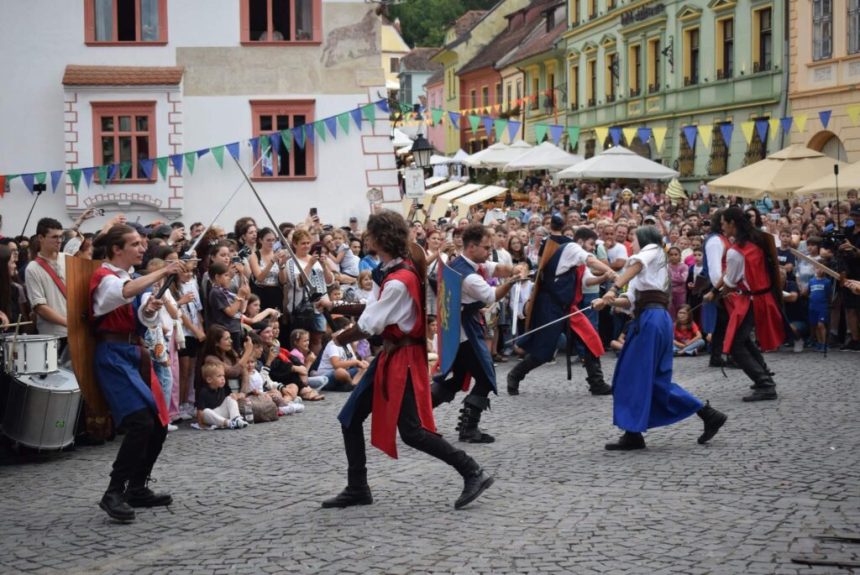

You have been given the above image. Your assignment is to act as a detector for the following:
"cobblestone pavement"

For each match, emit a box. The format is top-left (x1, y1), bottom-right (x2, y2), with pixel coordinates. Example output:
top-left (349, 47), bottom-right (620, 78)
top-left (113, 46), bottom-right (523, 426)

top-left (1, 349), bottom-right (858, 575)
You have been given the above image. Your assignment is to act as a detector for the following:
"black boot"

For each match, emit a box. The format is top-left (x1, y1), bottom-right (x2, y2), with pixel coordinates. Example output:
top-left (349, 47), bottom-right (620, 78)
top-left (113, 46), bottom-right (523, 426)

top-left (742, 388), bottom-right (778, 402)
top-left (696, 401), bottom-right (727, 444)
top-left (583, 355), bottom-right (611, 395)
top-left (321, 469), bottom-right (373, 508)
top-left (457, 396), bottom-right (495, 443)
top-left (455, 465), bottom-right (494, 510)
top-left (605, 431), bottom-right (645, 451)
top-left (100, 489), bottom-right (136, 523)
top-left (125, 478), bottom-right (173, 508)
top-left (506, 355), bottom-right (542, 395)
top-left (431, 377), bottom-right (457, 407)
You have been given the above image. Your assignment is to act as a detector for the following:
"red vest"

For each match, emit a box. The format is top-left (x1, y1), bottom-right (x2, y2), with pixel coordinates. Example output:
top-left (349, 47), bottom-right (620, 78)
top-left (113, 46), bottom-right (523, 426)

top-left (370, 262), bottom-right (436, 459)
top-left (89, 266), bottom-right (136, 334)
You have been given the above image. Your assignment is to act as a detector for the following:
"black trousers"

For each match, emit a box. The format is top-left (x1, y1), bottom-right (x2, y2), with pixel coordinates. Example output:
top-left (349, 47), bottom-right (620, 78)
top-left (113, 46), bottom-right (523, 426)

top-left (710, 301), bottom-right (729, 363)
top-left (729, 308), bottom-right (775, 390)
top-left (109, 408), bottom-right (167, 491)
top-left (342, 373), bottom-right (475, 486)
top-left (435, 342), bottom-right (494, 401)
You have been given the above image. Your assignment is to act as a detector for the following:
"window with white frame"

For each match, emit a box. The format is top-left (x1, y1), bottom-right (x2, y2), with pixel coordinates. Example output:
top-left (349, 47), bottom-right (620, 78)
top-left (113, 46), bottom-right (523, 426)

top-left (849, 0), bottom-right (860, 54)
top-left (86, 0), bottom-right (167, 43)
top-left (813, 0), bottom-right (833, 61)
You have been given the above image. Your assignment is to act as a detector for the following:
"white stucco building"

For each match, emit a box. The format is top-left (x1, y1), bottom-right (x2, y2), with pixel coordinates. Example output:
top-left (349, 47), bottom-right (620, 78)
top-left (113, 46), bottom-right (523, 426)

top-left (0, 0), bottom-right (399, 235)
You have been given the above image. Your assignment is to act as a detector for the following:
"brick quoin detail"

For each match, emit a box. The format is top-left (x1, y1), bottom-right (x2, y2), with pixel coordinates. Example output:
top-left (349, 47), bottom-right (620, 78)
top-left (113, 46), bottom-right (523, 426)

top-left (166, 90), bottom-right (183, 212)
top-left (359, 93), bottom-right (398, 207)
top-left (64, 91), bottom-right (80, 203)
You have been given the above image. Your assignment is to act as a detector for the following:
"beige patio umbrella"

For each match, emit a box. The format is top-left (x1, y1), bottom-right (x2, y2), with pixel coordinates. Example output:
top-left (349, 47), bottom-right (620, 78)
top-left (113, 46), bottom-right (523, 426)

top-left (794, 158), bottom-right (860, 199)
top-left (708, 145), bottom-right (851, 200)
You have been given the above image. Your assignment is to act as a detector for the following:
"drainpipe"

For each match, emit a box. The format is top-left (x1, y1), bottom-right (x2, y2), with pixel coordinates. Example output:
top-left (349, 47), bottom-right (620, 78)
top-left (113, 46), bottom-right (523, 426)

top-left (778, 1), bottom-right (790, 150)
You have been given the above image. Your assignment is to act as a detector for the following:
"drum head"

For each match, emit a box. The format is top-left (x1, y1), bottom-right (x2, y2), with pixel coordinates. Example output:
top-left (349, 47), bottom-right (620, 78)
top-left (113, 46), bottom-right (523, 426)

top-left (16, 368), bottom-right (79, 392)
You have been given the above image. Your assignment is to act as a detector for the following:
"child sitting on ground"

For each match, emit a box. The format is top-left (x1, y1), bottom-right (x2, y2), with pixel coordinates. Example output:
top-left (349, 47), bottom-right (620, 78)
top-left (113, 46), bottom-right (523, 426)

top-left (196, 361), bottom-right (249, 429)
top-left (313, 317), bottom-right (369, 391)
top-left (246, 331), bottom-right (304, 417)
top-left (673, 304), bottom-right (705, 356)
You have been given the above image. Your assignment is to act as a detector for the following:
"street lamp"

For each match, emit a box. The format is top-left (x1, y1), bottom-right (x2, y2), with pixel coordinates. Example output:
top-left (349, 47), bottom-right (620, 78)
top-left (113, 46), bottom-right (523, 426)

top-left (410, 132), bottom-right (433, 168)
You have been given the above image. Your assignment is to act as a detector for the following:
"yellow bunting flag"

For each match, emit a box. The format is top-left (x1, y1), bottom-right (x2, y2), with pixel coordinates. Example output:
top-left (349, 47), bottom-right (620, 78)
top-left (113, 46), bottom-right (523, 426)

top-left (652, 126), bottom-right (668, 152)
top-left (698, 125), bottom-right (712, 149)
top-left (741, 121), bottom-right (756, 145)
top-left (847, 104), bottom-right (860, 126)
top-left (769, 118), bottom-right (780, 142)
top-left (594, 126), bottom-right (609, 145)
top-left (623, 127), bottom-right (638, 146)
top-left (794, 113), bottom-right (808, 133)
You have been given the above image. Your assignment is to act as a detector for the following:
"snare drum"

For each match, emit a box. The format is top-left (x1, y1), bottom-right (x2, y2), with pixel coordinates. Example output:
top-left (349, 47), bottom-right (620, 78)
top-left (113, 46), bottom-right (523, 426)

top-left (1, 368), bottom-right (80, 450)
top-left (1, 334), bottom-right (59, 375)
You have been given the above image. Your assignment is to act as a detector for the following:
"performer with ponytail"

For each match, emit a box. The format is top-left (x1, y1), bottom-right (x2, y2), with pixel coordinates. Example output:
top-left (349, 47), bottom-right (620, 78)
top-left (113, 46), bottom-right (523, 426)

top-left (593, 226), bottom-right (727, 451)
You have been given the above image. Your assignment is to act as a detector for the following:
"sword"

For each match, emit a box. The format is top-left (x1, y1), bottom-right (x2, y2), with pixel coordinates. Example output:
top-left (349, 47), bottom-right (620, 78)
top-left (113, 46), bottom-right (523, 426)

top-left (506, 306), bottom-right (592, 345)
top-left (789, 248), bottom-right (842, 281)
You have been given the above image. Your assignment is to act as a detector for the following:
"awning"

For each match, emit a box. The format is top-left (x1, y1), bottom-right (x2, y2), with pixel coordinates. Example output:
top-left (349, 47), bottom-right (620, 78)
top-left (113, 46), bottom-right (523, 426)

top-left (424, 176), bottom-right (447, 187)
top-left (454, 186), bottom-right (508, 209)
top-left (430, 184), bottom-right (484, 220)
top-left (425, 180), bottom-right (466, 197)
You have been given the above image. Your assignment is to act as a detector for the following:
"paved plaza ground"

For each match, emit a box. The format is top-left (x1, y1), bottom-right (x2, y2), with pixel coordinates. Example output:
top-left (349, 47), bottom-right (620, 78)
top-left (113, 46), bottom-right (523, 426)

top-left (1, 349), bottom-right (858, 574)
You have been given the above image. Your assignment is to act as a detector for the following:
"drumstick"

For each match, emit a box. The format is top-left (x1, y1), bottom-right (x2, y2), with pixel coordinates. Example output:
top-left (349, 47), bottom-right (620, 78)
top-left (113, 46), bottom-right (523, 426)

top-left (1, 321), bottom-right (34, 329)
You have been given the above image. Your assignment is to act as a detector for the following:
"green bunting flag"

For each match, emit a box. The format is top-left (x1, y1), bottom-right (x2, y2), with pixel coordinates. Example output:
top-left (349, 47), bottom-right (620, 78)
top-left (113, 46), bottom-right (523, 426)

top-left (468, 115), bottom-right (481, 133)
top-left (280, 130), bottom-right (293, 153)
top-left (182, 154), bottom-right (195, 175)
top-left (35, 172), bottom-right (47, 185)
top-left (567, 127), bottom-right (581, 148)
top-left (534, 124), bottom-right (549, 144)
top-left (68, 169), bottom-right (82, 191)
top-left (156, 157), bottom-right (169, 180)
top-left (362, 104), bottom-right (376, 124)
top-left (97, 166), bottom-right (109, 185)
top-left (494, 119), bottom-right (507, 141)
top-left (260, 135), bottom-right (271, 157)
top-left (431, 108), bottom-right (444, 126)
top-left (211, 146), bottom-right (225, 168)
top-left (315, 121), bottom-right (327, 143)
top-left (337, 113), bottom-right (350, 135)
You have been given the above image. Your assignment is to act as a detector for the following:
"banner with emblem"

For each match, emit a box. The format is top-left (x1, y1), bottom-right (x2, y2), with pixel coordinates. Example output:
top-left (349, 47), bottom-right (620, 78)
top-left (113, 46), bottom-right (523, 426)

top-left (436, 262), bottom-right (462, 375)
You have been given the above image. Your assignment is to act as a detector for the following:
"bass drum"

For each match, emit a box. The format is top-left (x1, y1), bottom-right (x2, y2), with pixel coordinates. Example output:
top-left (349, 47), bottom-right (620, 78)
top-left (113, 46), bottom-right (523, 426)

top-left (1, 368), bottom-right (80, 450)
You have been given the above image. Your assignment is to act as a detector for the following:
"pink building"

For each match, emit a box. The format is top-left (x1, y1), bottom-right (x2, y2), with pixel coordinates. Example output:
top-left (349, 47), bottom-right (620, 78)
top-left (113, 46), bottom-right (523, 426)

top-left (424, 69), bottom-right (446, 153)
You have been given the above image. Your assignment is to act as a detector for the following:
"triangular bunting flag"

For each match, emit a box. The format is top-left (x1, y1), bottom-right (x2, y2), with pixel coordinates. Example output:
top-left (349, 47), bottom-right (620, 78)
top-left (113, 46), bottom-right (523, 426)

top-left (350, 107), bottom-right (363, 129)
top-left (82, 167), bottom-right (95, 187)
top-left (293, 126), bottom-right (306, 149)
top-left (183, 153), bottom-right (195, 175)
top-left (281, 130), bottom-right (293, 153)
top-left (740, 121), bottom-right (756, 145)
top-left (534, 124), bottom-right (549, 144)
top-left (21, 173), bottom-right (35, 193)
top-left (107, 164), bottom-right (118, 181)
top-left (754, 119), bottom-right (769, 143)
top-left (548, 125), bottom-right (564, 146)
top-left (337, 113), bottom-right (350, 135)
top-left (682, 125), bottom-right (698, 149)
top-left (259, 135), bottom-right (270, 156)
top-left (249, 137), bottom-right (260, 158)
top-left (97, 165), bottom-right (109, 185)
top-left (651, 126), bottom-right (667, 151)
top-left (567, 127), bottom-right (581, 149)
top-left (376, 99), bottom-right (390, 114)
top-left (768, 118), bottom-right (780, 142)
top-left (698, 125), bottom-right (712, 149)
top-left (226, 142), bottom-right (240, 162)
top-left (720, 123), bottom-right (734, 147)
top-left (211, 146), bottom-right (225, 168)
top-left (507, 121), bottom-right (522, 142)
top-left (50, 170), bottom-right (63, 192)
top-left (780, 117), bottom-right (793, 135)
top-left (196, 148), bottom-right (209, 158)
top-left (68, 169), bottom-right (82, 191)
top-left (120, 161), bottom-right (132, 179)
top-left (819, 110), bottom-right (831, 129)
top-left (594, 126), bottom-right (609, 146)
top-left (609, 127), bottom-right (623, 146)
top-left (623, 127), bottom-right (638, 146)
top-left (170, 154), bottom-right (184, 175)
top-left (448, 111), bottom-right (461, 129)
top-left (315, 121), bottom-right (327, 142)
top-left (156, 157), bottom-right (169, 180)
top-left (482, 116), bottom-right (493, 136)
top-left (324, 117), bottom-right (338, 138)
top-left (637, 127), bottom-right (652, 144)
top-left (362, 104), bottom-right (376, 124)
top-left (35, 172), bottom-right (47, 186)
top-left (305, 123), bottom-right (315, 146)
top-left (795, 114), bottom-right (808, 133)
top-left (432, 108), bottom-right (444, 126)
top-left (494, 119), bottom-right (507, 141)
top-left (270, 133), bottom-right (281, 156)
top-left (468, 115), bottom-right (480, 133)
top-left (847, 104), bottom-right (860, 126)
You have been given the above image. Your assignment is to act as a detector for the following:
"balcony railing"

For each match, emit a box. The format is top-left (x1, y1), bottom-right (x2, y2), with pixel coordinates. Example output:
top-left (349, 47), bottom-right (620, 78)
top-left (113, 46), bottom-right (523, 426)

top-left (606, 94), bottom-right (616, 103)
top-left (587, 97), bottom-right (596, 107)
top-left (753, 61), bottom-right (772, 73)
top-left (684, 76), bottom-right (698, 86)
top-left (648, 83), bottom-right (660, 94)
top-left (629, 87), bottom-right (641, 97)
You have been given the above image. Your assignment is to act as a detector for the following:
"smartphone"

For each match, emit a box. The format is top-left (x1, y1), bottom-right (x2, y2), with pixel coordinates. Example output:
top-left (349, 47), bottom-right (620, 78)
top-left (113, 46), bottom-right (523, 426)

top-left (768, 213), bottom-right (780, 221)
top-left (273, 241), bottom-right (282, 252)
top-left (309, 207), bottom-right (318, 217)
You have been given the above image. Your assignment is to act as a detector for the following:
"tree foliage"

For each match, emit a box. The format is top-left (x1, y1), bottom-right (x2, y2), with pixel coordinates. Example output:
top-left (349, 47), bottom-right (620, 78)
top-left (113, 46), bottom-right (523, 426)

top-left (387, 0), bottom-right (499, 48)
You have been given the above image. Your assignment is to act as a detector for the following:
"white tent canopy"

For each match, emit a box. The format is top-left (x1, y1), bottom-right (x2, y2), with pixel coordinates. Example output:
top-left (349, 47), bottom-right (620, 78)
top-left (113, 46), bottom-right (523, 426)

top-left (451, 148), bottom-right (470, 163)
top-left (392, 128), bottom-right (413, 148)
top-left (503, 141), bottom-right (584, 172)
top-left (425, 180), bottom-right (466, 197)
top-left (430, 184), bottom-right (484, 220)
top-left (430, 154), bottom-right (452, 166)
top-left (556, 146), bottom-right (679, 180)
top-left (454, 186), bottom-right (509, 209)
top-left (794, 159), bottom-right (860, 199)
top-left (464, 140), bottom-right (533, 168)
top-left (424, 176), bottom-right (446, 187)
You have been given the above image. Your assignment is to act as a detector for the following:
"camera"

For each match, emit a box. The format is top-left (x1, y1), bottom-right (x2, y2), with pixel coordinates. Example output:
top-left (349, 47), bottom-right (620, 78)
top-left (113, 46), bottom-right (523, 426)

top-left (231, 256), bottom-right (242, 264)
top-left (821, 224), bottom-right (847, 251)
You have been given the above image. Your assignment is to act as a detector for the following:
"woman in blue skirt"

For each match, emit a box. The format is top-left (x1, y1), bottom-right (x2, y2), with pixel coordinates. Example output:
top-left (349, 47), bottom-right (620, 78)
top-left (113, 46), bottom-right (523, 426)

top-left (593, 226), bottom-right (727, 451)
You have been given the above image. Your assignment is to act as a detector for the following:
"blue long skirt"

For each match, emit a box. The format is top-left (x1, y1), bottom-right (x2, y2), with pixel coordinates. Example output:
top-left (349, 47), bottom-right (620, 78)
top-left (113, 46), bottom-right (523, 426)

top-left (612, 308), bottom-right (703, 433)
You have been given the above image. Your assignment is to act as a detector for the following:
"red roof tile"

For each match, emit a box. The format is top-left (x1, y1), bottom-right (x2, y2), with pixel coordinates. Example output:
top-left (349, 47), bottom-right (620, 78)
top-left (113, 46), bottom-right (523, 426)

top-left (62, 65), bottom-right (184, 86)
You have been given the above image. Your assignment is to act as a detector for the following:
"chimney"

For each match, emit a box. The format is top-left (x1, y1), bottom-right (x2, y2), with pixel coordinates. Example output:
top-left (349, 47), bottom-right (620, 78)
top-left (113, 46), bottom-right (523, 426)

top-left (393, 17), bottom-right (402, 34)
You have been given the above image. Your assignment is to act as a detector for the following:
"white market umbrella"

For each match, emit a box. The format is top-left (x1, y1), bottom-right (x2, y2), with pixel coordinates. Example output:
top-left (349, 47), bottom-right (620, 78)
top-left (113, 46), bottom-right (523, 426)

top-left (783, 158), bottom-right (860, 200)
top-left (557, 146), bottom-right (679, 180)
top-left (430, 154), bottom-right (452, 166)
top-left (465, 140), bottom-right (533, 169)
top-left (451, 148), bottom-right (470, 164)
top-left (708, 144), bottom-right (852, 200)
top-left (454, 186), bottom-right (509, 209)
top-left (392, 128), bottom-right (413, 148)
top-left (503, 141), bottom-right (584, 172)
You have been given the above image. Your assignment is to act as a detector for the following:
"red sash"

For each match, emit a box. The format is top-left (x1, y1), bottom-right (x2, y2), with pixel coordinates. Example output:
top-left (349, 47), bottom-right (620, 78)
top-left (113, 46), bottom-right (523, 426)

top-left (35, 256), bottom-right (66, 297)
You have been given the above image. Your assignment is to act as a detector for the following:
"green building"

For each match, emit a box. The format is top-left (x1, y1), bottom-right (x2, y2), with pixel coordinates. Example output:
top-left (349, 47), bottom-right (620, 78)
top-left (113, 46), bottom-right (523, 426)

top-left (563, 0), bottom-right (786, 187)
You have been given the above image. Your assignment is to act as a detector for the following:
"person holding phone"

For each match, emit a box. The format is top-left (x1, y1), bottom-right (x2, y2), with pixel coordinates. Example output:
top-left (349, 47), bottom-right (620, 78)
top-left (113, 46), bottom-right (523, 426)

top-left (286, 229), bottom-right (332, 356)
top-left (248, 227), bottom-right (287, 314)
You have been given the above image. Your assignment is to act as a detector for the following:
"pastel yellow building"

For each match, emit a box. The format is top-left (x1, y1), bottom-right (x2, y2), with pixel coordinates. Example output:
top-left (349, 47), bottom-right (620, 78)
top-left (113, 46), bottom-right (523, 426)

top-left (789, 0), bottom-right (860, 162)
top-left (382, 18), bottom-right (410, 93)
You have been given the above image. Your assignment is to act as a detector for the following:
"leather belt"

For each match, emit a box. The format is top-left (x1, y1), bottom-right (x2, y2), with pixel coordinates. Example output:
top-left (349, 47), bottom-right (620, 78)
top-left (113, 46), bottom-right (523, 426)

top-left (634, 289), bottom-right (669, 318)
top-left (97, 332), bottom-right (141, 345)
top-left (382, 336), bottom-right (424, 354)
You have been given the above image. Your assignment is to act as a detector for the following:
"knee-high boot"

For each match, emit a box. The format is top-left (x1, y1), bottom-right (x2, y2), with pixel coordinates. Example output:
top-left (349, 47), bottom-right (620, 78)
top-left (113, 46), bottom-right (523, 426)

top-left (456, 395), bottom-right (495, 443)
top-left (505, 354), bottom-right (544, 395)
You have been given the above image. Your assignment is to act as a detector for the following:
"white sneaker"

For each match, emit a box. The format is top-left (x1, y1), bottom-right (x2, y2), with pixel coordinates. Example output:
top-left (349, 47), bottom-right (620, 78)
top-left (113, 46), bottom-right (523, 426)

top-left (290, 401), bottom-right (305, 413)
top-left (278, 404), bottom-right (297, 416)
top-left (792, 339), bottom-right (804, 353)
top-left (178, 403), bottom-right (194, 421)
top-left (166, 423), bottom-right (179, 432)
top-left (229, 416), bottom-right (248, 429)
